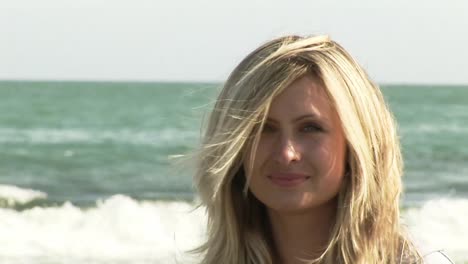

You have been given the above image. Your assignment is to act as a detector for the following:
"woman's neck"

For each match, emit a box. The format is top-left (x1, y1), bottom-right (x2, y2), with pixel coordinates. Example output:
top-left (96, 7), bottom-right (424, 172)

top-left (268, 199), bottom-right (337, 264)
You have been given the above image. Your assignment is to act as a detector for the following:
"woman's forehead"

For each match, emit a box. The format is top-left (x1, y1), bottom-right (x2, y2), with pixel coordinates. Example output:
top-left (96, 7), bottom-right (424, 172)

top-left (267, 76), bottom-right (333, 119)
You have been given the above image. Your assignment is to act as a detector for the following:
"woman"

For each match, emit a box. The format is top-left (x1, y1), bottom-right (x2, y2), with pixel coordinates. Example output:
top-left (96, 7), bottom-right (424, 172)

top-left (192, 35), bottom-right (451, 264)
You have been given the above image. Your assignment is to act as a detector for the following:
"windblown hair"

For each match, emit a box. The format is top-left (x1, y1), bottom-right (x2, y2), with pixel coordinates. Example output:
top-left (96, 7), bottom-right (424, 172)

top-left (192, 35), bottom-right (422, 264)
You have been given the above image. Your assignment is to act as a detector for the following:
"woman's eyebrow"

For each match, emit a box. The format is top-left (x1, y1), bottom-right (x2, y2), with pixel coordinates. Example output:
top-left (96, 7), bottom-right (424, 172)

top-left (266, 113), bottom-right (325, 124)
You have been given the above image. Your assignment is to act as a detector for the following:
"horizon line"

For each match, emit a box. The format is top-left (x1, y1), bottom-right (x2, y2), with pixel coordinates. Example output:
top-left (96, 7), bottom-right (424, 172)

top-left (0, 79), bottom-right (467, 87)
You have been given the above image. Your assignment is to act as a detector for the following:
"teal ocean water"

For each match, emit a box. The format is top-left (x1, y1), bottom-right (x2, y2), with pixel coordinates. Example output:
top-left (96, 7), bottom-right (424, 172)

top-left (0, 81), bottom-right (467, 263)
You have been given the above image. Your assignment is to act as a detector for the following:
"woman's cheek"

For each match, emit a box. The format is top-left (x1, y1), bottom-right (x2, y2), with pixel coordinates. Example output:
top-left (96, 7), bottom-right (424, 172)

top-left (255, 139), bottom-right (271, 165)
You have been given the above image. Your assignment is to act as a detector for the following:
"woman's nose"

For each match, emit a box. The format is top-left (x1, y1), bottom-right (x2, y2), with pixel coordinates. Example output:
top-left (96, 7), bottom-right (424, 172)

top-left (273, 138), bottom-right (301, 165)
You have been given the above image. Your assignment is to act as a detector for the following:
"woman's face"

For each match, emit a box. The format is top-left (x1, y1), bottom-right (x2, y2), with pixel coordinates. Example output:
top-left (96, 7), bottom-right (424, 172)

top-left (244, 76), bottom-right (347, 214)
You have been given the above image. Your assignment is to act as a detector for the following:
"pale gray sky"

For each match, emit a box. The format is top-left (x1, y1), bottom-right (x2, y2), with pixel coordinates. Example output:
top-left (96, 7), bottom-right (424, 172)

top-left (1, 0), bottom-right (467, 84)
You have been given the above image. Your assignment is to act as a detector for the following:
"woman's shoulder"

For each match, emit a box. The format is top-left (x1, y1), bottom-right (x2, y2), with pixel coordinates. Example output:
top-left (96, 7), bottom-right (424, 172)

top-left (423, 250), bottom-right (454, 264)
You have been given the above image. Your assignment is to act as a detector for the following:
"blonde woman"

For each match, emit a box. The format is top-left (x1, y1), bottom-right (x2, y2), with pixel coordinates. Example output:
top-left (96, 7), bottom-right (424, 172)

top-left (192, 35), bottom-right (453, 264)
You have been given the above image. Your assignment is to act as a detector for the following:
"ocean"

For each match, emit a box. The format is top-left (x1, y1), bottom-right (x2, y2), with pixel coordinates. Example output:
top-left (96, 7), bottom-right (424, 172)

top-left (0, 81), bottom-right (467, 263)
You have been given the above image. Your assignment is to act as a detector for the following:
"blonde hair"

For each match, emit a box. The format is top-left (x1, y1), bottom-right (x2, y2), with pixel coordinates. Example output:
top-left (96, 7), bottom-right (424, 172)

top-left (192, 35), bottom-right (422, 264)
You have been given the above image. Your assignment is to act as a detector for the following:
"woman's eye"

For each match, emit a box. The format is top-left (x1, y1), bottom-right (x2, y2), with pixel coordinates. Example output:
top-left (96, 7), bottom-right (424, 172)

top-left (302, 123), bottom-right (321, 132)
top-left (262, 124), bottom-right (276, 133)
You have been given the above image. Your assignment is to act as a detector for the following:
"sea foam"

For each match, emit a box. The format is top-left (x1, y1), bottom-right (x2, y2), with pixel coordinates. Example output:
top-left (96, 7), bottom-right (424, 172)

top-left (0, 184), bottom-right (47, 207)
top-left (0, 194), bottom-right (205, 263)
top-left (0, 127), bottom-right (198, 146)
top-left (0, 188), bottom-right (466, 263)
top-left (404, 198), bottom-right (468, 263)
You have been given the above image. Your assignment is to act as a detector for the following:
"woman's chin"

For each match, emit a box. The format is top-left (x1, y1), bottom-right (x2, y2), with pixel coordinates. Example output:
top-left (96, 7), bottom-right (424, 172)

top-left (263, 193), bottom-right (338, 215)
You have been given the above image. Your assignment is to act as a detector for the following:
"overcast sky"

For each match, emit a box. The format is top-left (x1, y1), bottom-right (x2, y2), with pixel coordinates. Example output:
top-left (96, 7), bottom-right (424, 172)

top-left (1, 0), bottom-right (467, 84)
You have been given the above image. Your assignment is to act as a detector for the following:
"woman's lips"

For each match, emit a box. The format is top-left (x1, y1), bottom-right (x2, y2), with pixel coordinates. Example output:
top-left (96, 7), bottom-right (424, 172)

top-left (267, 173), bottom-right (310, 187)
